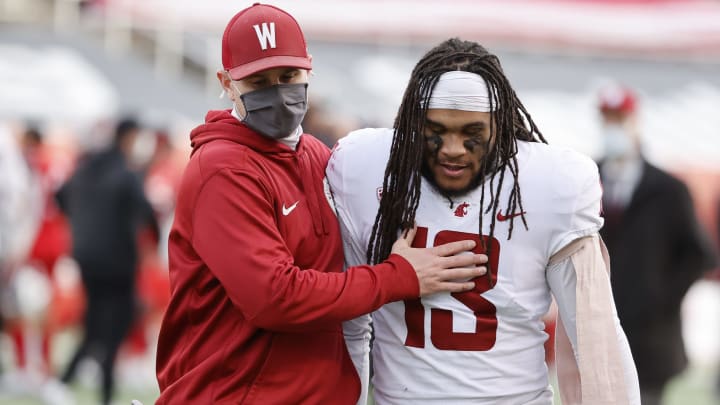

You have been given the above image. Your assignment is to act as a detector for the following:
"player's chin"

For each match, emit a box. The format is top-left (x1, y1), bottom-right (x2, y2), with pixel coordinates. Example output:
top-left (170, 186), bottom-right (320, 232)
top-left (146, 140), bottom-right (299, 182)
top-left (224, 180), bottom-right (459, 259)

top-left (434, 176), bottom-right (473, 196)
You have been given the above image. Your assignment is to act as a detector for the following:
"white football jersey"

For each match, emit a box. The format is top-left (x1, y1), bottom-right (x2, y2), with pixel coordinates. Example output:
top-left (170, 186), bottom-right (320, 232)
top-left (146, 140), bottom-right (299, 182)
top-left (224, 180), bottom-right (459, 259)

top-left (327, 128), bottom-right (603, 404)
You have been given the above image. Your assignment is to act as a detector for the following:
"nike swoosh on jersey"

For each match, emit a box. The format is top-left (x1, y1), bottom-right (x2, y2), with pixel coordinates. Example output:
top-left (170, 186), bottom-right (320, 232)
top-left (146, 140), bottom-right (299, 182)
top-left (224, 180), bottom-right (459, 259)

top-left (282, 201), bottom-right (299, 216)
top-left (496, 210), bottom-right (526, 221)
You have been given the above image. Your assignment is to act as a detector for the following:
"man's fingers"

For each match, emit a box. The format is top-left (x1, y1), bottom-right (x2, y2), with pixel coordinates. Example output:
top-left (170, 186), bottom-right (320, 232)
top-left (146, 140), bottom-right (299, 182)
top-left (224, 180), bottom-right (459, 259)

top-left (402, 226), bottom-right (417, 245)
top-left (441, 281), bottom-right (477, 293)
top-left (440, 253), bottom-right (488, 269)
top-left (425, 267), bottom-right (487, 295)
top-left (391, 227), bottom-right (417, 252)
top-left (439, 266), bottom-right (487, 282)
top-left (430, 239), bottom-right (476, 257)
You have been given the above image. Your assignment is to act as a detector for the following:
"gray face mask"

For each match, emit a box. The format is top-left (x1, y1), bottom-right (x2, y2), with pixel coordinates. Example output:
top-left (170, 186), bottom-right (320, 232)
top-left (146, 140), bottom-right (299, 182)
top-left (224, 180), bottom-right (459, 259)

top-left (602, 125), bottom-right (633, 160)
top-left (239, 83), bottom-right (308, 139)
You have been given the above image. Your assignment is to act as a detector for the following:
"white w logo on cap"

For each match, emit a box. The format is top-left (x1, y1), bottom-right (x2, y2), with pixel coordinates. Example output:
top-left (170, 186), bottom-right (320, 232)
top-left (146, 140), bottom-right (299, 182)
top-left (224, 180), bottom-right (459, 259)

top-left (253, 22), bottom-right (276, 50)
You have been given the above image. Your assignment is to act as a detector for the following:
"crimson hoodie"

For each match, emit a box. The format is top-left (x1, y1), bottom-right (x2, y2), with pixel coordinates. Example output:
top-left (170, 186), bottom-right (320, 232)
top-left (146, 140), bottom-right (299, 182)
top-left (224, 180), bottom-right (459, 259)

top-left (155, 110), bottom-right (419, 404)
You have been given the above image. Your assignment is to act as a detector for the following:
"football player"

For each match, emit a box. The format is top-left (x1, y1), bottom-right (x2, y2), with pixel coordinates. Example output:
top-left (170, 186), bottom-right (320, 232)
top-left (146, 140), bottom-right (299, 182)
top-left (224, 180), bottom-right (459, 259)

top-left (327, 38), bottom-right (640, 404)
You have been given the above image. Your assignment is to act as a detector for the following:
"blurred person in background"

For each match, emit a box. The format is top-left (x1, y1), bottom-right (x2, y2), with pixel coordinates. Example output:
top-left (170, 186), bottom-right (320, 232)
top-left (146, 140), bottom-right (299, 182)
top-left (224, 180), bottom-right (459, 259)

top-left (141, 127), bottom-right (183, 227)
top-left (596, 84), bottom-right (718, 405)
top-left (17, 125), bottom-right (72, 367)
top-left (122, 126), bottom-right (177, 374)
top-left (302, 98), bottom-right (358, 148)
top-left (155, 4), bottom-right (487, 404)
top-left (56, 117), bottom-right (159, 405)
top-left (327, 37), bottom-right (640, 405)
top-left (0, 124), bottom-right (74, 402)
top-left (0, 123), bottom-right (43, 380)
top-left (716, 199), bottom-right (720, 403)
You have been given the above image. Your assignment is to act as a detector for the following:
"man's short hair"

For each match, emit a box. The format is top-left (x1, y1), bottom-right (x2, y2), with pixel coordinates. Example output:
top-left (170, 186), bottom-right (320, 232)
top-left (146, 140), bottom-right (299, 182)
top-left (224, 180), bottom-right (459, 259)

top-left (114, 117), bottom-right (140, 144)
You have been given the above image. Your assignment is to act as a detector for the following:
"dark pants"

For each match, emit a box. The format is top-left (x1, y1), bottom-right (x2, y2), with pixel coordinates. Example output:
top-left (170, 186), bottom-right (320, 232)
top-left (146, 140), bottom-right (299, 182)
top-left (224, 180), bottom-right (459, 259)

top-left (641, 386), bottom-right (665, 405)
top-left (61, 271), bottom-right (136, 405)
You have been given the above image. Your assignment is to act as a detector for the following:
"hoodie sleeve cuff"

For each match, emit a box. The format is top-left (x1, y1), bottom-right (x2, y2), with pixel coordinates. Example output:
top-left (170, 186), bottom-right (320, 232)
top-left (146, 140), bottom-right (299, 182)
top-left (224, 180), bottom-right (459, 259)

top-left (376, 254), bottom-right (420, 301)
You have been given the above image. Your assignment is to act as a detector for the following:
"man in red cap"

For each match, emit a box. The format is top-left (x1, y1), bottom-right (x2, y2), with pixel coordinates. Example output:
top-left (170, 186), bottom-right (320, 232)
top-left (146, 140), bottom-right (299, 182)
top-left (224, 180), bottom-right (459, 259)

top-left (154, 4), bottom-right (487, 404)
top-left (597, 83), bottom-right (717, 405)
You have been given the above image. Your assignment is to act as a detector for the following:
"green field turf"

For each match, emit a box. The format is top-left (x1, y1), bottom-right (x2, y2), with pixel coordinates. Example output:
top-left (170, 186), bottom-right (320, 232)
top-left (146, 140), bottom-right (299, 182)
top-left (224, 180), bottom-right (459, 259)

top-left (0, 367), bottom-right (716, 405)
top-left (0, 328), bottom-right (716, 405)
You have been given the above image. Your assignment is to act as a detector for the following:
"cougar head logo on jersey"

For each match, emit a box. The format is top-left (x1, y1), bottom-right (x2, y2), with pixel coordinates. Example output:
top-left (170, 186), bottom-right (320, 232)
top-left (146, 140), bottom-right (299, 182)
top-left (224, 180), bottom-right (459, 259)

top-left (454, 202), bottom-right (470, 217)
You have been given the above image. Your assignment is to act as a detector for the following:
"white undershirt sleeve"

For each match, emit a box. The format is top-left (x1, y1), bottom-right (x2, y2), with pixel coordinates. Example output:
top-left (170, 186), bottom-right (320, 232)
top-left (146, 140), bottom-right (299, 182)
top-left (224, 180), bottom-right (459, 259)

top-left (547, 237), bottom-right (641, 405)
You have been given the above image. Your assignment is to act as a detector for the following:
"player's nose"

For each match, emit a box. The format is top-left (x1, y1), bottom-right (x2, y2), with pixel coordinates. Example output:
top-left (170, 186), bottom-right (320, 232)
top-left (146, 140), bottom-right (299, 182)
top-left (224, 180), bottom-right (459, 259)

top-left (439, 134), bottom-right (466, 158)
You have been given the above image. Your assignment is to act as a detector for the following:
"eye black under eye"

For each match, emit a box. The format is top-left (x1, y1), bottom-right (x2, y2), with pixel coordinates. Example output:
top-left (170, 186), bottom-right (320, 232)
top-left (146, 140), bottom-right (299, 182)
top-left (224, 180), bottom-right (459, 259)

top-left (424, 133), bottom-right (443, 151)
top-left (463, 137), bottom-right (484, 152)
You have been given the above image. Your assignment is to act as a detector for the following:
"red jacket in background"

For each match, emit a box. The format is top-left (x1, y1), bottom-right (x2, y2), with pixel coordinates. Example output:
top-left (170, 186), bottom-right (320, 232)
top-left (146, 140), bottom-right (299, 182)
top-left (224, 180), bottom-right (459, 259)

top-left (155, 110), bottom-right (418, 404)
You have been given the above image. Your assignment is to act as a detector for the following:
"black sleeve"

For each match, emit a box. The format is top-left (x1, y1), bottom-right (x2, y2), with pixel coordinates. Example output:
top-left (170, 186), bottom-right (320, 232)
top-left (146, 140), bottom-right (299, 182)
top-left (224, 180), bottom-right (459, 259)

top-left (55, 179), bottom-right (70, 215)
top-left (128, 172), bottom-right (160, 242)
top-left (667, 181), bottom-right (718, 301)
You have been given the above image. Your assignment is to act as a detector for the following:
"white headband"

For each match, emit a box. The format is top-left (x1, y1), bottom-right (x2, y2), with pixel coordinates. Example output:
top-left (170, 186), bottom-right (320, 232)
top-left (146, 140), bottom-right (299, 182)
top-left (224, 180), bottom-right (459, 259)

top-left (426, 71), bottom-right (497, 112)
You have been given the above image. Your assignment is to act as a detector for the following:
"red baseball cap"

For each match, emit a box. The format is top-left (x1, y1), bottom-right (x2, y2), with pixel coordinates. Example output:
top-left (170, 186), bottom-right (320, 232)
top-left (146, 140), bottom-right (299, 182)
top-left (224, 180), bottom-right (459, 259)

top-left (598, 84), bottom-right (637, 114)
top-left (222, 3), bottom-right (311, 80)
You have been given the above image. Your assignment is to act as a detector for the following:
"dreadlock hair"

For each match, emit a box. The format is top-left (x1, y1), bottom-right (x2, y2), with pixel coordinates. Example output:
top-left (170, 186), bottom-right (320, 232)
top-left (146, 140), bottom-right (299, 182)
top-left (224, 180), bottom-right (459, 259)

top-left (367, 38), bottom-right (547, 286)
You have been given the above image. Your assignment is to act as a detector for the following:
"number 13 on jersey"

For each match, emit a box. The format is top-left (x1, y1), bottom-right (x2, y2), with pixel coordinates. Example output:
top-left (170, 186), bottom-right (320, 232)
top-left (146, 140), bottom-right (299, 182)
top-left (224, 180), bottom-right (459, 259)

top-left (405, 226), bottom-right (500, 351)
